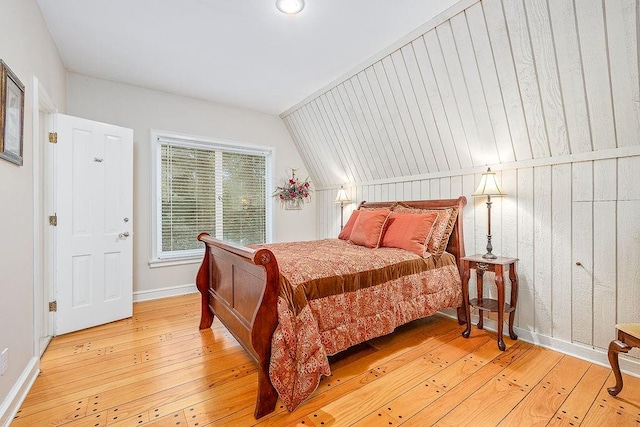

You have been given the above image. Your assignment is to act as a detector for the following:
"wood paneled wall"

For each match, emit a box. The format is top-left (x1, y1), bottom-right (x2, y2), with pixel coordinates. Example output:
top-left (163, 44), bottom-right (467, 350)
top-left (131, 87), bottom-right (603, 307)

top-left (282, 0), bottom-right (639, 188)
top-left (281, 0), bottom-right (640, 370)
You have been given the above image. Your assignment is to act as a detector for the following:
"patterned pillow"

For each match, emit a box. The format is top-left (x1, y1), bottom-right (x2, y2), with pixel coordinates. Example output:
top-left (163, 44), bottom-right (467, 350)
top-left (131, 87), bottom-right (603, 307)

top-left (360, 202), bottom-right (397, 211)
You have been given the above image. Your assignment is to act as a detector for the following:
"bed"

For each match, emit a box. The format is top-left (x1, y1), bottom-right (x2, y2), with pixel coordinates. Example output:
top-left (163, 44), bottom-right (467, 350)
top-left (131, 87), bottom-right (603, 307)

top-left (195, 197), bottom-right (467, 418)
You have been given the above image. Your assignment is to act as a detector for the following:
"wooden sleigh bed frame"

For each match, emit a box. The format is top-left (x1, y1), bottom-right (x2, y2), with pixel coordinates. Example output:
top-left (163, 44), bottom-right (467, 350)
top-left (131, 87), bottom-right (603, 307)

top-left (195, 196), bottom-right (467, 418)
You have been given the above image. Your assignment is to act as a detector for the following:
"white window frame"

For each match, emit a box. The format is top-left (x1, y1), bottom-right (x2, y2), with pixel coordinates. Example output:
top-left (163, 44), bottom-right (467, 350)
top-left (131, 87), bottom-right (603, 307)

top-left (149, 129), bottom-right (274, 267)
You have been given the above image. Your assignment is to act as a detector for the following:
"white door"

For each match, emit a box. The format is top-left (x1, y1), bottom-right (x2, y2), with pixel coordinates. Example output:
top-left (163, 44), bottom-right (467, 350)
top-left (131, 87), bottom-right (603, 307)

top-left (54, 113), bottom-right (133, 334)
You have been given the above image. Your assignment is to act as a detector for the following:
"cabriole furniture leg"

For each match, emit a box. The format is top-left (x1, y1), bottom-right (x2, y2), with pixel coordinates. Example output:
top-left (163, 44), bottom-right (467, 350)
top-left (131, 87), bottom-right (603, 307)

top-left (607, 324), bottom-right (640, 396)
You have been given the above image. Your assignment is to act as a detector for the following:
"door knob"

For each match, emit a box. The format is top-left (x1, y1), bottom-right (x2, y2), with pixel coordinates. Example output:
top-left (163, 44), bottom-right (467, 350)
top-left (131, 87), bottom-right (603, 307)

top-left (119, 231), bottom-right (130, 238)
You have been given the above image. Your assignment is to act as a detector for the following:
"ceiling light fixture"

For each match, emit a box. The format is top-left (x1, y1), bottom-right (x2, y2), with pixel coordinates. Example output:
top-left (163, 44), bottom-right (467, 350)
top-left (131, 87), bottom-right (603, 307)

top-left (276, 0), bottom-right (305, 14)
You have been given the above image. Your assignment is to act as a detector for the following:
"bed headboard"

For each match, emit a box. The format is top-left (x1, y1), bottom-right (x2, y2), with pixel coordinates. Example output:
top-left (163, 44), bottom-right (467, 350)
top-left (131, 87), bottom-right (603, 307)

top-left (358, 196), bottom-right (467, 272)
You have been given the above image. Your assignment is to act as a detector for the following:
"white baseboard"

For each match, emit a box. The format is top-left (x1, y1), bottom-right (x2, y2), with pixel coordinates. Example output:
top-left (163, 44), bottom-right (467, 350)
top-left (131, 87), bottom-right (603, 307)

top-left (442, 312), bottom-right (640, 378)
top-left (0, 357), bottom-right (40, 427)
top-left (133, 283), bottom-right (198, 303)
top-left (510, 323), bottom-right (640, 377)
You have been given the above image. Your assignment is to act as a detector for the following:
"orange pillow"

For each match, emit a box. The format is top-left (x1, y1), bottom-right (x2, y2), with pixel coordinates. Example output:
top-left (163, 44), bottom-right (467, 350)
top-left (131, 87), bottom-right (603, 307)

top-left (380, 212), bottom-right (438, 256)
top-left (394, 205), bottom-right (458, 257)
top-left (338, 210), bottom-right (360, 240)
top-left (349, 209), bottom-right (391, 248)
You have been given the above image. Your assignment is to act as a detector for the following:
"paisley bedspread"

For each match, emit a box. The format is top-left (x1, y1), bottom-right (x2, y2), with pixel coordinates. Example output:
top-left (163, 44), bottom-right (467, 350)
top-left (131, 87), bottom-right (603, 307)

top-left (251, 238), bottom-right (462, 411)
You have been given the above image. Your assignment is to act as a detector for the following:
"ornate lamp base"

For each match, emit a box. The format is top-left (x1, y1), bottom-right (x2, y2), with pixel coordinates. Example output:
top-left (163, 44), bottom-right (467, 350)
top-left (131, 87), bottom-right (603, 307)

top-left (482, 234), bottom-right (497, 259)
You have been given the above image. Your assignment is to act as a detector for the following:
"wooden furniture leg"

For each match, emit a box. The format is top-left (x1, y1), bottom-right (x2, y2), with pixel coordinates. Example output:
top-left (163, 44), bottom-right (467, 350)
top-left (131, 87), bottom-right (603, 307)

top-left (607, 324), bottom-right (640, 396)
top-left (508, 263), bottom-right (518, 340)
top-left (607, 339), bottom-right (632, 396)
top-left (255, 369), bottom-right (279, 418)
top-left (462, 262), bottom-right (472, 338)
top-left (495, 264), bottom-right (506, 351)
top-left (476, 270), bottom-right (484, 330)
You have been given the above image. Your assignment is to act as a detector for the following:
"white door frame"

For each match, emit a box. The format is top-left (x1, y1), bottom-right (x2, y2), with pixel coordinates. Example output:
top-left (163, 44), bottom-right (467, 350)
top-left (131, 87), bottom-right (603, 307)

top-left (32, 76), bottom-right (58, 357)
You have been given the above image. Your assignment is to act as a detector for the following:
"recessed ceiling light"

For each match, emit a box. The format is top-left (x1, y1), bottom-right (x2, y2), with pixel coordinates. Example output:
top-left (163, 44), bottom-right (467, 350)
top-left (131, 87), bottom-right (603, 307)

top-left (276, 0), bottom-right (305, 14)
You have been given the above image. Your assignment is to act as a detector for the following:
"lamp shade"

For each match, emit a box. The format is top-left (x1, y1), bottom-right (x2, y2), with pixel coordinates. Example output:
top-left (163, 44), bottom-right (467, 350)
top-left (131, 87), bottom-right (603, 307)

top-left (473, 168), bottom-right (506, 197)
top-left (335, 187), bottom-right (350, 203)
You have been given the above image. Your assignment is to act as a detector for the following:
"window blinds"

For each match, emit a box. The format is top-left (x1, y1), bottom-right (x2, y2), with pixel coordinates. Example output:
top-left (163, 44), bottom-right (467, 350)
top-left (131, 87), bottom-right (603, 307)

top-left (220, 152), bottom-right (266, 245)
top-left (160, 141), bottom-right (266, 256)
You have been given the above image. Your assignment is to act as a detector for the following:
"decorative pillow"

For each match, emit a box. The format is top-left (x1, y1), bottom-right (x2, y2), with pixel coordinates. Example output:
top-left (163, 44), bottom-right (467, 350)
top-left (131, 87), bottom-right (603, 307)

top-left (393, 205), bottom-right (459, 257)
top-left (436, 206), bottom-right (459, 255)
top-left (380, 211), bottom-right (439, 256)
top-left (360, 202), bottom-right (397, 211)
top-left (338, 210), bottom-right (360, 240)
top-left (349, 209), bottom-right (391, 248)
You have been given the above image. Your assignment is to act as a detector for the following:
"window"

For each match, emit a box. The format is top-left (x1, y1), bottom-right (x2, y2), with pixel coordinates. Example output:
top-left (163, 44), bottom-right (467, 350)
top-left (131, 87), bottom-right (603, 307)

top-left (151, 132), bottom-right (273, 264)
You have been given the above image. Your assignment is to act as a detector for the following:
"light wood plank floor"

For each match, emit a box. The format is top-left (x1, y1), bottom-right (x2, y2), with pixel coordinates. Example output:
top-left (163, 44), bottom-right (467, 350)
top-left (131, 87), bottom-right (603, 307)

top-left (13, 294), bottom-right (640, 426)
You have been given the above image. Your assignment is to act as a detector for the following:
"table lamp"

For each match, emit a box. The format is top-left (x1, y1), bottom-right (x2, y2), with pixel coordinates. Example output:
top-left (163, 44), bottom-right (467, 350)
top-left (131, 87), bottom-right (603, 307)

top-left (472, 167), bottom-right (506, 259)
top-left (335, 186), bottom-right (351, 230)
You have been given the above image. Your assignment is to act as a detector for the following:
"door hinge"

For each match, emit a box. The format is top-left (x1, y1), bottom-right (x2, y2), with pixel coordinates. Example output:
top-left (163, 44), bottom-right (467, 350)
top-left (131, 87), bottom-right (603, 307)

top-left (49, 132), bottom-right (57, 144)
top-left (49, 301), bottom-right (57, 312)
top-left (49, 215), bottom-right (57, 226)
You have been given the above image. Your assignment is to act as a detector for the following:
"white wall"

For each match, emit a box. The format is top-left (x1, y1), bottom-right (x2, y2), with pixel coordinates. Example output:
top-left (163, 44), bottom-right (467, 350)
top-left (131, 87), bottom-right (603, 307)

top-left (67, 73), bottom-right (316, 298)
top-left (0, 0), bottom-right (67, 423)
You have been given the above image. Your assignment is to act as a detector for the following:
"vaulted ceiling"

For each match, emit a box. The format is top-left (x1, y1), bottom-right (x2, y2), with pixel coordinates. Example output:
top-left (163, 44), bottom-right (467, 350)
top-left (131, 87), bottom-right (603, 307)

top-left (282, 0), bottom-right (640, 188)
top-left (34, 0), bottom-right (640, 190)
top-left (35, 0), bottom-right (459, 114)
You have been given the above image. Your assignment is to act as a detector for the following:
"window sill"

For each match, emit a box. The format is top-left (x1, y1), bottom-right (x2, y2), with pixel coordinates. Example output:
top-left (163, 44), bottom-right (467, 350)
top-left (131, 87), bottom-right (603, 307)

top-left (148, 256), bottom-right (202, 268)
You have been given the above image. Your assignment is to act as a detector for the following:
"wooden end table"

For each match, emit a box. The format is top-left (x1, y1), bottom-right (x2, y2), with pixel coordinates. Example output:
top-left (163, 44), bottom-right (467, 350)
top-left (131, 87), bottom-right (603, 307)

top-left (461, 255), bottom-right (518, 351)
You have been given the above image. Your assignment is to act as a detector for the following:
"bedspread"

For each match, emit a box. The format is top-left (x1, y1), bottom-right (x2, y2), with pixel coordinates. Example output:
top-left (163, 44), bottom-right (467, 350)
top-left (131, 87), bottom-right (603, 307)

top-left (252, 239), bottom-right (462, 411)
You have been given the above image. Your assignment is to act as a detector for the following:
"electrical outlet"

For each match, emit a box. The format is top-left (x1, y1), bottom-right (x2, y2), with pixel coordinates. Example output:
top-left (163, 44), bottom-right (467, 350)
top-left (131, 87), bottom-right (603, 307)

top-left (0, 348), bottom-right (7, 376)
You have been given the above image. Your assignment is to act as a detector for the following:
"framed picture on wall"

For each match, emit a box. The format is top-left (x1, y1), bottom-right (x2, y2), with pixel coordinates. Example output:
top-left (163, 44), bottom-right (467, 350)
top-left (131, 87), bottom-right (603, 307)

top-left (0, 60), bottom-right (25, 166)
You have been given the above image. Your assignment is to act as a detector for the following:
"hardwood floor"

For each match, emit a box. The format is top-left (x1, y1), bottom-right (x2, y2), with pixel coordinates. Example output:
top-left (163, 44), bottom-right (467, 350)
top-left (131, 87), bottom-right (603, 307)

top-left (13, 294), bottom-right (640, 426)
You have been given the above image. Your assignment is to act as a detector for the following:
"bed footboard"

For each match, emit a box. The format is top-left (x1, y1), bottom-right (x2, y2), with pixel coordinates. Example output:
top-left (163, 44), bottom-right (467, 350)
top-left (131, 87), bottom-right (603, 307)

top-left (196, 233), bottom-right (280, 418)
